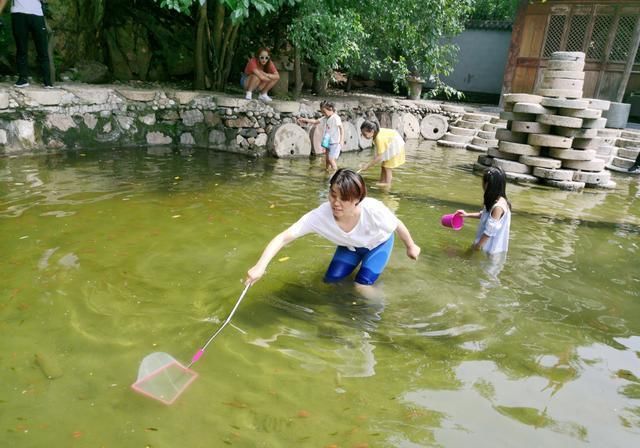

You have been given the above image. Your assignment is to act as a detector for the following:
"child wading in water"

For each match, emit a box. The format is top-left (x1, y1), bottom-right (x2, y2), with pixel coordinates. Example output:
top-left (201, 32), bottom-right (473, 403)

top-left (245, 169), bottom-right (420, 294)
top-left (298, 101), bottom-right (343, 172)
top-left (457, 167), bottom-right (511, 255)
top-left (358, 120), bottom-right (405, 187)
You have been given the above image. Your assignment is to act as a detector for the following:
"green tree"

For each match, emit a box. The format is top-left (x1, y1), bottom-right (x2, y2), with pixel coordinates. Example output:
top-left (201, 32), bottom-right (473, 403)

top-left (469, 0), bottom-right (520, 21)
top-left (155, 0), bottom-right (297, 90)
top-left (287, 1), bottom-right (366, 95)
top-left (358, 0), bottom-right (474, 96)
top-left (286, 0), bottom-right (473, 98)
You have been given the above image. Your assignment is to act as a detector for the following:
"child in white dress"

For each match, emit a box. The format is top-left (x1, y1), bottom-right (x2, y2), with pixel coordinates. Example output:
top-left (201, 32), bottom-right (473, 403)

top-left (457, 167), bottom-right (511, 255)
top-left (298, 101), bottom-right (344, 172)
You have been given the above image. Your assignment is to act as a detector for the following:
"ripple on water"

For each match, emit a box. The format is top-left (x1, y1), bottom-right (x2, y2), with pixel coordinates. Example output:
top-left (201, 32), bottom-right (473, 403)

top-left (419, 324), bottom-right (485, 338)
top-left (39, 210), bottom-right (76, 217)
top-left (595, 315), bottom-right (629, 335)
top-left (460, 340), bottom-right (488, 352)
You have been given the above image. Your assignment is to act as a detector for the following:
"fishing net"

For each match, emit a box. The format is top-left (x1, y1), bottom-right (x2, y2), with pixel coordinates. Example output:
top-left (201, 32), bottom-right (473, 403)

top-left (131, 352), bottom-right (198, 405)
top-left (131, 284), bottom-right (251, 405)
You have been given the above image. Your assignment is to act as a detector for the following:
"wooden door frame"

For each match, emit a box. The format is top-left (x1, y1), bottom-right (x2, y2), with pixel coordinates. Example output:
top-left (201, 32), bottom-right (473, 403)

top-left (501, 0), bottom-right (640, 102)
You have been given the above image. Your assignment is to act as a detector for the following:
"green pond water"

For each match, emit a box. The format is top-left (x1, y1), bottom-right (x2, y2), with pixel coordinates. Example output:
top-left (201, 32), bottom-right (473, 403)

top-left (1, 142), bottom-right (639, 448)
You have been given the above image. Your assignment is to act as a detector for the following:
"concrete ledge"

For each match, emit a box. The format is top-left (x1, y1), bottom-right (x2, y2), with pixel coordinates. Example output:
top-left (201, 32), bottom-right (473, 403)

top-left (0, 83), bottom-right (470, 156)
top-left (115, 88), bottom-right (158, 102)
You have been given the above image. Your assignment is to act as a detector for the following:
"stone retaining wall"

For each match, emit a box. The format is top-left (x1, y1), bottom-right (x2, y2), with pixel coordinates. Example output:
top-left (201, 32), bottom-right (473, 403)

top-left (0, 84), bottom-right (464, 157)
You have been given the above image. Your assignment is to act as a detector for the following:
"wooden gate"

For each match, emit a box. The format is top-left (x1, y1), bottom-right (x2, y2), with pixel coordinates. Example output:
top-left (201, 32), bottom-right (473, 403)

top-left (504, 0), bottom-right (640, 101)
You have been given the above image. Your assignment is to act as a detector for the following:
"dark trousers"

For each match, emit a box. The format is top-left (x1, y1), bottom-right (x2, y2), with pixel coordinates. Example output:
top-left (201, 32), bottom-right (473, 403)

top-left (11, 13), bottom-right (52, 85)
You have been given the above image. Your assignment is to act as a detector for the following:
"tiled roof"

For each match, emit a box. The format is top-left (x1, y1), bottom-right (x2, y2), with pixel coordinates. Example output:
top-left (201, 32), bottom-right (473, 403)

top-left (466, 20), bottom-right (513, 31)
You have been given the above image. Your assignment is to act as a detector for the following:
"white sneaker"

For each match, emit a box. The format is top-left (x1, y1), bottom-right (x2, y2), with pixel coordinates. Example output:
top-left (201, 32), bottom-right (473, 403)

top-left (244, 91), bottom-right (252, 100)
top-left (258, 93), bottom-right (272, 102)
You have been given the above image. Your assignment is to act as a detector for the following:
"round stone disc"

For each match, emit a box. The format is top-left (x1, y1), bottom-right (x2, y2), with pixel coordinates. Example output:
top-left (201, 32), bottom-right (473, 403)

top-left (402, 113), bottom-right (421, 139)
top-left (309, 123), bottom-right (325, 155)
top-left (420, 114), bottom-right (448, 140)
top-left (342, 121), bottom-right (359, 152)
top-left (268, 123), bottom-right (311, 158)
top-left (391, 112), bottom-right (405, 138)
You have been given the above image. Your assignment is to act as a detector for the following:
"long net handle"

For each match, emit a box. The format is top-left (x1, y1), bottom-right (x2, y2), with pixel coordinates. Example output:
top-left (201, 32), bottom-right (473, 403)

top-left (188, 283), bottom-right (251, 367)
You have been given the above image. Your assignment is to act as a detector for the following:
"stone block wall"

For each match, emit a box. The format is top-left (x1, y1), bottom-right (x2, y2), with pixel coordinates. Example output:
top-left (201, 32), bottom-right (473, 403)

top-left (0, 85), bottom-right (463, 158)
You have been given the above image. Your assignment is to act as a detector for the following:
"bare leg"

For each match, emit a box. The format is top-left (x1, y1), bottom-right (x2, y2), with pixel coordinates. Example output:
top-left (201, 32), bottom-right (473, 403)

top-left (384, 167), bottom-right (393, 185)
top-left (377, 167), bottom-right (392, 186)
top-left (327, 156), bottom-right (338, 172)
top-left (259, 77), bottom-right (279, 95)
top-left (244, 74), bottom-right (261, 94)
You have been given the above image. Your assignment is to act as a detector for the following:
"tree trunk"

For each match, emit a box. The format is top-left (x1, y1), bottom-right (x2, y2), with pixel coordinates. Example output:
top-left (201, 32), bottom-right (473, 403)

top-left (211, 1), bottom-right (225, 59)
top-left (194, 2), bottom-right (209, 90)
top-left (44, 18), bottom-right (55, 82)
top-left (209, 3), bottom-right (239, 91)
top-left (219, 23), bottom-right (239, 91)
top-left (293, 46), bottom-right (303, 98)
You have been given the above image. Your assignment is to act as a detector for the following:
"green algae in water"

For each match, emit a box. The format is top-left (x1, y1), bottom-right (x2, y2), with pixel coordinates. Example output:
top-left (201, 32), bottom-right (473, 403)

top-left (1, 145), bottom-right (639, 447)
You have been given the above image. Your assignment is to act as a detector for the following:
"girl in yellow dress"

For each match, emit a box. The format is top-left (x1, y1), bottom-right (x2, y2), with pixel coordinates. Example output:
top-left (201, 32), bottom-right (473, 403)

top-left (358, 120), bottom-right (405, 186)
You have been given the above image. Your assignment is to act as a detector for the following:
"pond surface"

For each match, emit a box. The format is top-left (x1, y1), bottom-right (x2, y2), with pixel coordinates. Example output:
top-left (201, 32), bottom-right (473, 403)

top-left (1, 142), bottom-right (639, 447)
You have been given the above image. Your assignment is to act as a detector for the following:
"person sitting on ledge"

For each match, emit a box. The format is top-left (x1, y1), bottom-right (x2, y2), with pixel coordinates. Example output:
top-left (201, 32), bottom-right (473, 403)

top-left (241, 47), bottom-right (279, 102)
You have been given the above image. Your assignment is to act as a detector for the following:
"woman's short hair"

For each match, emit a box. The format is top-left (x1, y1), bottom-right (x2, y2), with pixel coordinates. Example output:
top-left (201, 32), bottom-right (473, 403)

top-left (329, 169), bottom-right (367, 204)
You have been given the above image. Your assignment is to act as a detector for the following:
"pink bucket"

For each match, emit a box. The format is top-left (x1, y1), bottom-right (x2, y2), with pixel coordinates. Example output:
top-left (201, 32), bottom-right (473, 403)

top-left (441, 213), bottom-right (464, 230)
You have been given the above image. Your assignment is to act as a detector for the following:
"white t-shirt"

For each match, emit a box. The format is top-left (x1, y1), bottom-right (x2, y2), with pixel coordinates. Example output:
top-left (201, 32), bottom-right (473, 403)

top-left (11, 0), bottom-right (44, 15)
top-left (321, 114), bottom-right (342, 145)
top-left (288, 197), bottom-right (399, 251)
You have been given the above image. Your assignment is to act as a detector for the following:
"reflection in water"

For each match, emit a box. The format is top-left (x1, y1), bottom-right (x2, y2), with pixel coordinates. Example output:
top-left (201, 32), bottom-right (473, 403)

top-left (404, 344), bottom-right (640, 447)
top-left (250, 283), bottom-right (385, 380)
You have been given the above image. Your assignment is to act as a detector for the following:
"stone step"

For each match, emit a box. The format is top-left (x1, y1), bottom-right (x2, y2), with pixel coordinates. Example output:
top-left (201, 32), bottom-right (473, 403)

top-left (562, 158), bottom-right (605, 172)
top-left (543, 179), bottom-right (585, 191)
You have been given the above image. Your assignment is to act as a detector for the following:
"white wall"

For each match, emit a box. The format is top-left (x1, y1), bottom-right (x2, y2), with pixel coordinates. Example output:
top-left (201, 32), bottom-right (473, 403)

top-left (441, 29), bottom-right (512, 95)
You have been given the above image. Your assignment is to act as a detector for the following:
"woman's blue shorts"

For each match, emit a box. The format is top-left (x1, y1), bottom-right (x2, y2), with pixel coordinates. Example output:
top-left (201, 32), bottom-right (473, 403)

top-left (323, 234), bottom-right (394, 285)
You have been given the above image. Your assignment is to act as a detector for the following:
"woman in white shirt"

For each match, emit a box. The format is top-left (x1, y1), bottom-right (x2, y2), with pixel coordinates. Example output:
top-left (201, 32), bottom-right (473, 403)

top-left (457, 167), bottom-right (512, 255)
top-left (246, 169), bottom-right (420, 289)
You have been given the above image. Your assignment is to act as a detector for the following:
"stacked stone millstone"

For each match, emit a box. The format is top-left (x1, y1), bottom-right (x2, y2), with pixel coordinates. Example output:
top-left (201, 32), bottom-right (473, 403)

top-left (607, 129), bottom-right (640, 173)
top-left (595, 128), bottom-right (621, 166)
top-left (467, 116), bottom-right (507, 153)
top-left (475, 51), bottom-right (615, 191)
top-left (437, 111), bottom-right (498, 149)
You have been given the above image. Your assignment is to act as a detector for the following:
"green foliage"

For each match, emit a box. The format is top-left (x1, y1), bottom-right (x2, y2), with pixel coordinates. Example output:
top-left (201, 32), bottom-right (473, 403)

top-left (362, 0), bottom-right (474, 91)
top-left (288, 2), bottom-right (366, 79)
top-left (469, 0), bottom-right (520, 21)
top-left (287, 0), bottom-right (473, 93)
top-left (155, 0), bottom-right (297, 22)
top-left (154, 0), bottom-right (476, 95)
top-left (155, 0), bottom-right (198, 14)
